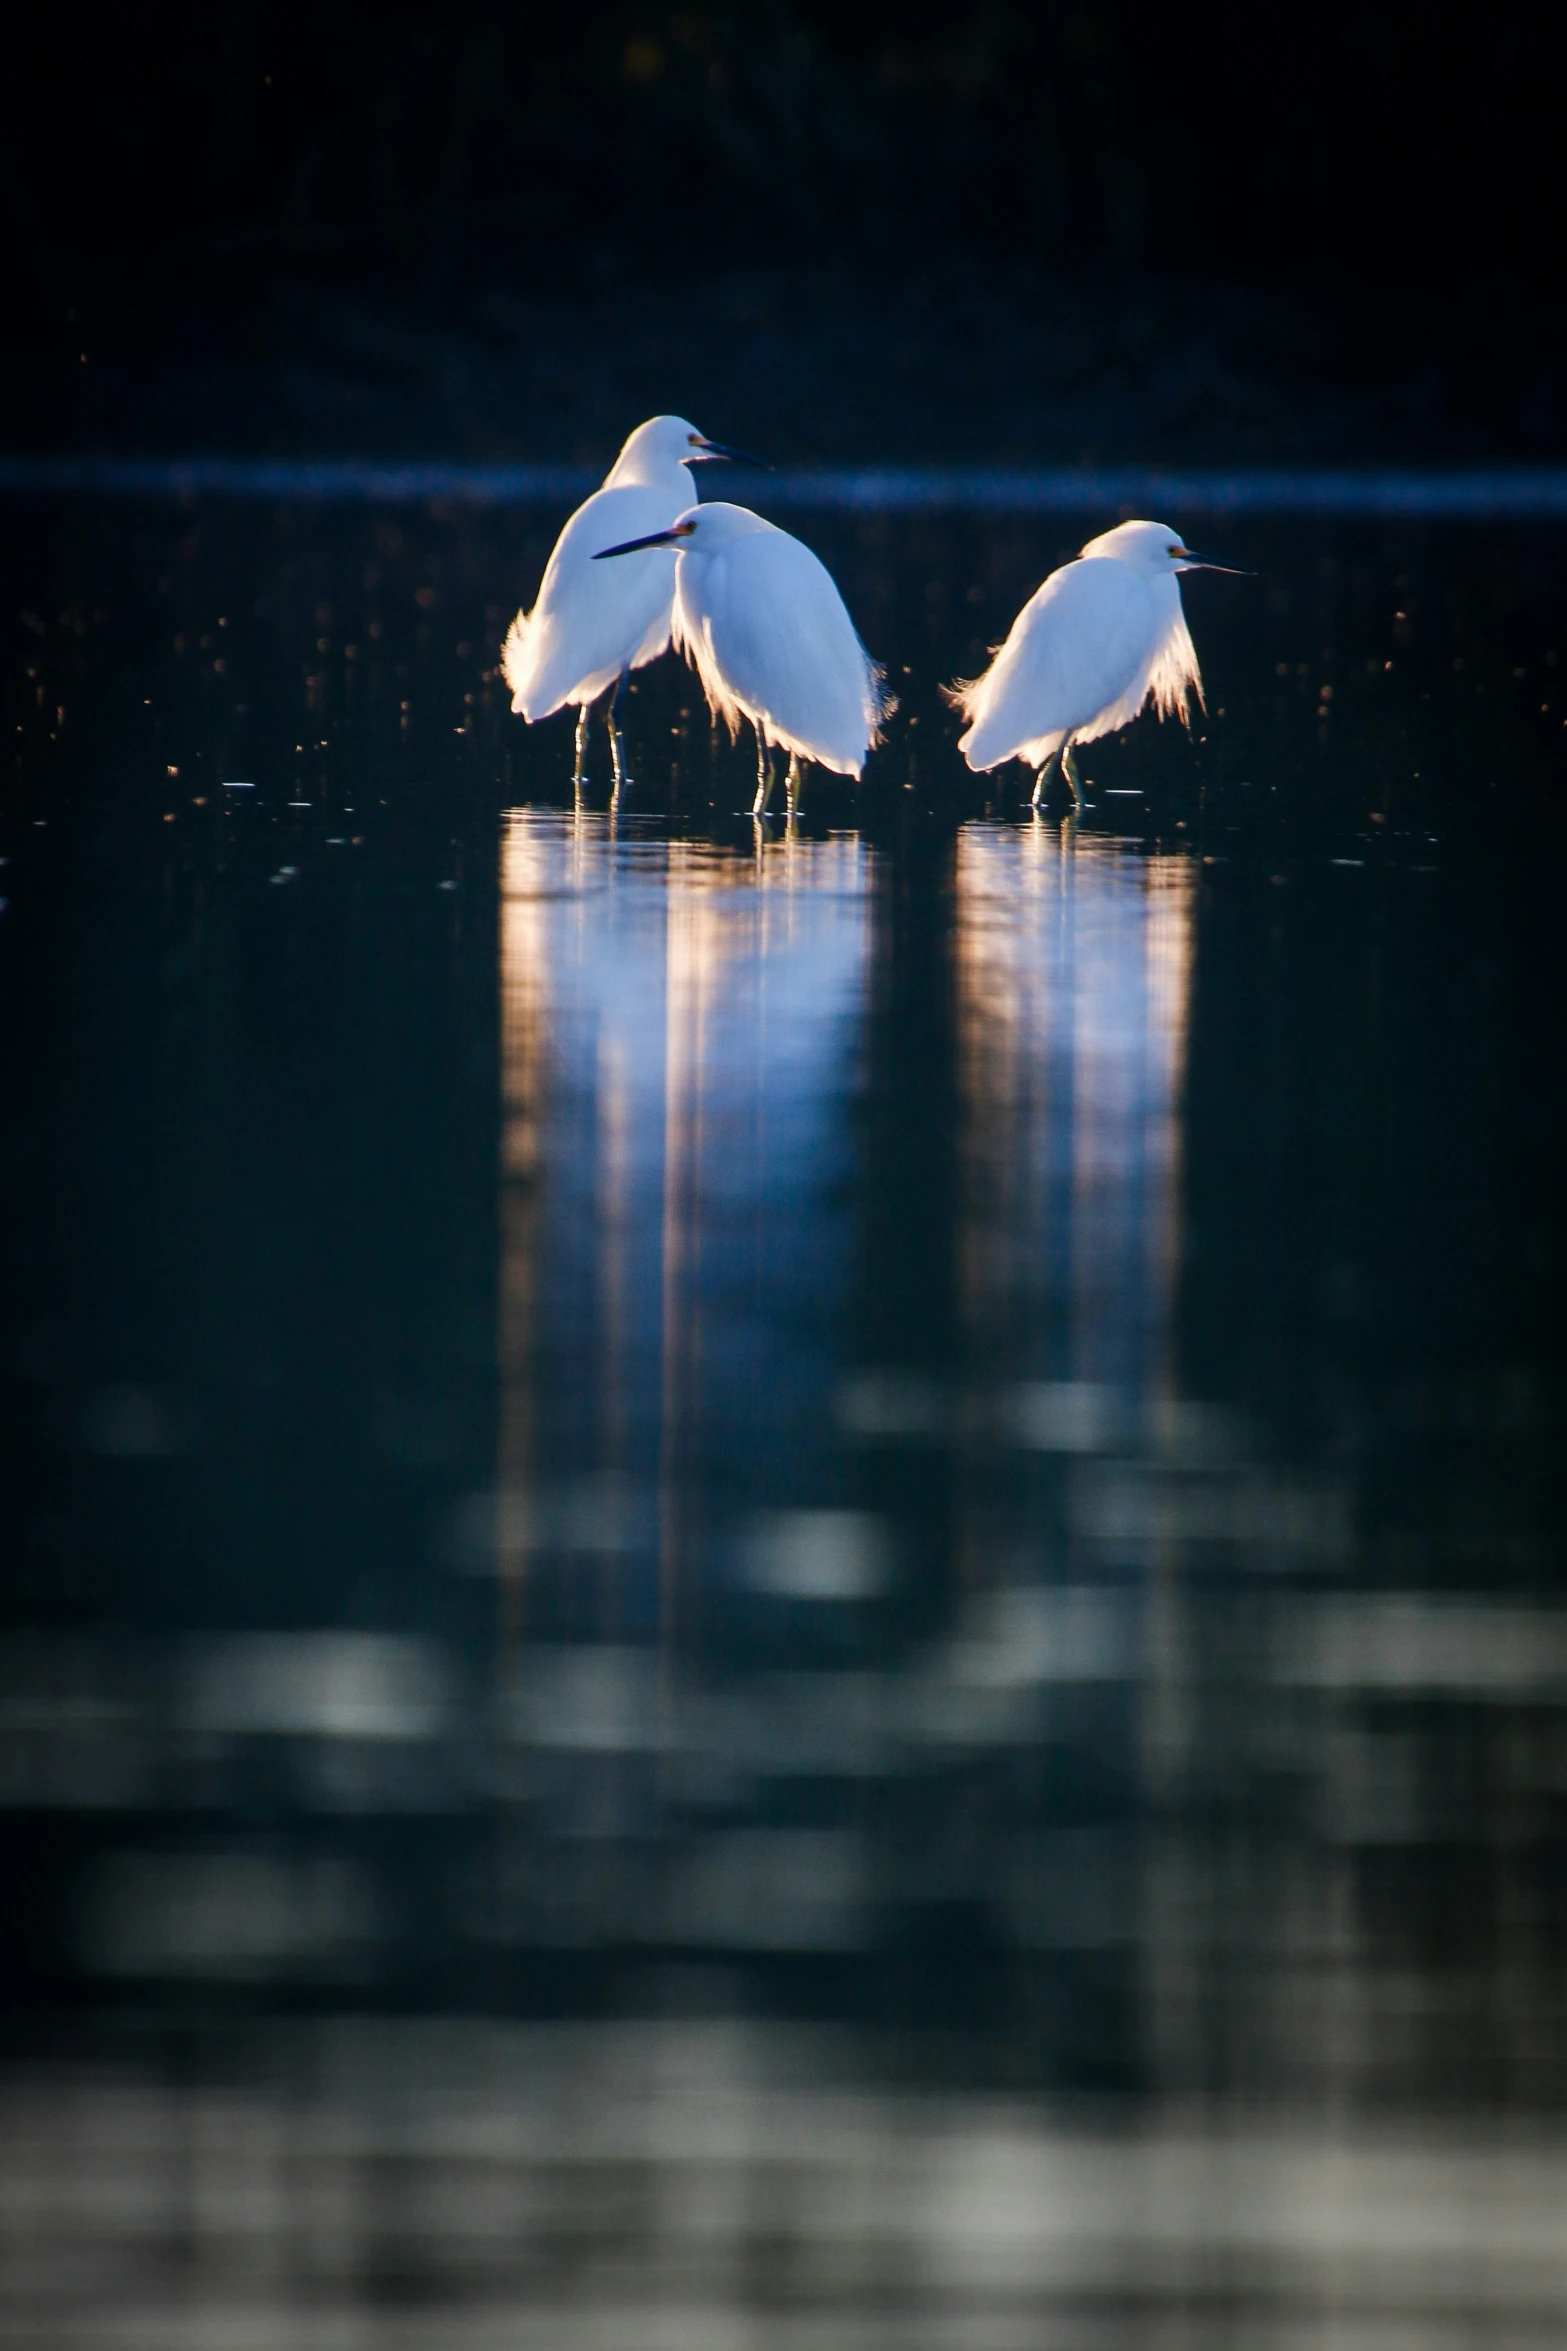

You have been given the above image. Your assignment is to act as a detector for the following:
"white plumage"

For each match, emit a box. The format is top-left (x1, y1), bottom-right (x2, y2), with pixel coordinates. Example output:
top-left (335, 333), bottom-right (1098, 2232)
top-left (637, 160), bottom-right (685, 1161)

top-left (949, 519), bottom-right (1241, 804)
top-left (500, 415), bottom-right (758, 787)
top-left (595, 501), bottom-right (887, 809)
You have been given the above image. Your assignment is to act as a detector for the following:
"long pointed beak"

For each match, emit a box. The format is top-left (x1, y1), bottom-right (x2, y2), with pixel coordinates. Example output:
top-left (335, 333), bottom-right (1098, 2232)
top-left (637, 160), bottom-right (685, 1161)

top-left (1175, 549), bottom-right (1254, 575)
top-left (593, 527), bottom-right (687, 560)
top-left (684, 438), bottom-right (771, 470)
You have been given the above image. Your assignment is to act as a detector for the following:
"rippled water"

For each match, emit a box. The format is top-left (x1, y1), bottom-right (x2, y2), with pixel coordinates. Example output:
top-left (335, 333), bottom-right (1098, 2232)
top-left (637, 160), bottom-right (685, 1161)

top-left (1, 499), bottom-right (1564, 2341)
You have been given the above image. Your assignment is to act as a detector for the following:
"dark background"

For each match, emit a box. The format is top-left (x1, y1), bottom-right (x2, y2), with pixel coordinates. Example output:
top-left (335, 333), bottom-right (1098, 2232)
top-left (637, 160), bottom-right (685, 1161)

top-left (4, 1), bottom-right (1562, 462)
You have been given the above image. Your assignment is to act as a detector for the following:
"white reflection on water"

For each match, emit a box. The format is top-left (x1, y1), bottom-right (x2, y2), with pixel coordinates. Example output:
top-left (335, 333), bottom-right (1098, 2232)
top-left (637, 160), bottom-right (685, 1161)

top-left (953, 817), bottom-right (1194, 1400)
top-left (743, 1509), bottom-right (893, 1600)
top-left (7, 793), bottom-right (1567, 2339)
top-left (498, 809), bottom-right (872, 1629)
top-left (3, 2018), bottom-right (1565, 2345)
top-left (496, 811), bottom-right (1202, 1607)
top-left (184, 1633), bottom-right (453, 1741)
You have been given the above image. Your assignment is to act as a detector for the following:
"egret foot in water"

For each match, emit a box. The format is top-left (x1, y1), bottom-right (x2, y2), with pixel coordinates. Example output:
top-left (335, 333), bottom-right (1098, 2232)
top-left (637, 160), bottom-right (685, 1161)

top-left (753, 731), bottom-right (777, 816)
top-left (785, 752), bottom-right (803, 815)
top-left (1030, 749), bottom-right (1059, 808)
top-left (1031, 740), bottom-right (1083, 809)
top-left (607, 671), bottom-right (632, 798)
top-left (572, 704), bottom-right (591, 791)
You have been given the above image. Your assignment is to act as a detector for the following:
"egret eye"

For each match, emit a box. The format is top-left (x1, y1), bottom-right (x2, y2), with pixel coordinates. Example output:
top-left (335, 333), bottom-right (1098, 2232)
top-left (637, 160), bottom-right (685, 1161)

top-left (1168, 545), bottom-right (1182, 558)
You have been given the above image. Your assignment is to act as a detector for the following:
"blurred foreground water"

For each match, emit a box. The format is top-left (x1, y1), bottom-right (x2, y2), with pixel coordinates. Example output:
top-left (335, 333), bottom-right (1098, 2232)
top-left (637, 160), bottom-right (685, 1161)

top-left (1, 498), bottom-right (1564, 2343)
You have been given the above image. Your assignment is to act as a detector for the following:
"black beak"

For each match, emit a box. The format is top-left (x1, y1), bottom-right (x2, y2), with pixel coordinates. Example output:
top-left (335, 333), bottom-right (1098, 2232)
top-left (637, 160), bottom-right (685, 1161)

top-left (684, 438), bottom-right (771, 470)
top-left (1177, 549), bottom-right (1253, 575)
top-left (593, 527), bottom-right (688, 560)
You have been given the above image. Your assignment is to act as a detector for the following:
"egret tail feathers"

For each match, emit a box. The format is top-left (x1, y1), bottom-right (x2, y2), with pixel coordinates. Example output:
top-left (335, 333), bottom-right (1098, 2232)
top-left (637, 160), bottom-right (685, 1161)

top-left (501, 609), bottom-right (537, 718)
top-left (502, 605), bottom-right (606, 723)
top-left (944, 668), bottom-right (1065, 774)
top-left (1147, 608), bottom-right (1205, 726)
top-left (504, 603), bottom-right (664, 722)
top-left (866, 661), bottom-right (895, 746)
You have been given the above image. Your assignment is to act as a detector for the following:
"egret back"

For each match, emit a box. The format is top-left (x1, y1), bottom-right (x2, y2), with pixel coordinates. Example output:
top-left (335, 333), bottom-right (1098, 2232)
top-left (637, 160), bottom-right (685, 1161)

top-left (502, 482), bottom-right (684, 720)
top-left (954, 557), bottom-right (1194, 773)
top-left (676, 531), bottom-right (884, 776)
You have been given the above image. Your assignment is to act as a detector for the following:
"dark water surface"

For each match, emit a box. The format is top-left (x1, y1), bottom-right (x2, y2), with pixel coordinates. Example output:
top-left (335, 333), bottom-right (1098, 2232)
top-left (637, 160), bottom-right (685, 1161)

top-left (2, 498), bottom-right (1565, 2342)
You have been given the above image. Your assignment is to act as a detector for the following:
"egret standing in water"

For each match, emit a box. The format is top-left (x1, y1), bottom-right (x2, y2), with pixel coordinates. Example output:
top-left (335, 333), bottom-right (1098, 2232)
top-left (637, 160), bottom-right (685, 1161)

top-left (947, 520), bottom-right (1247, 805)
top-left (594, 502), bottom-right (887, 813)
top-left (501, 415), bottom-right (763, 792)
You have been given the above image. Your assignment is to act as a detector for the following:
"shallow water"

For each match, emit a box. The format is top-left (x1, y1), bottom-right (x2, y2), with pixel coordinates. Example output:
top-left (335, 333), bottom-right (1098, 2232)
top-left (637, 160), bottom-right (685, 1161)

top-left (2, 498), bottom-right (1564, 2339)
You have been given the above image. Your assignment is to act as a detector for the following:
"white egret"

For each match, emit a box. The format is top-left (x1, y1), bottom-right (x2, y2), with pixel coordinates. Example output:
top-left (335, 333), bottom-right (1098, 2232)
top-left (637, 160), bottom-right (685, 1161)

top-left (947, 520), bottom-right (1247, 805)
top-left (593, 501), bottom-right (887, 813)
top-left (501, 415), bottom-right (764, 791)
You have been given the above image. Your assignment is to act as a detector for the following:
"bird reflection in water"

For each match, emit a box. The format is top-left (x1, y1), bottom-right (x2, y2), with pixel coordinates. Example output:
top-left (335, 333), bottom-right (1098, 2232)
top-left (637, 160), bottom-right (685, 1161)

top-left (16, 808), bottom-right (1564, 2340)
top-left (497, 807), bottom-right (872, 1658)
top-left (488, 810), bottom-right (1201, 1930)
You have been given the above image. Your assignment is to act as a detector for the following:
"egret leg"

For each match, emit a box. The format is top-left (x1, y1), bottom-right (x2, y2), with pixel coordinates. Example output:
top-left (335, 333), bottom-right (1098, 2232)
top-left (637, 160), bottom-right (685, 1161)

top-left (607, 671), bottom-right (632, 797)
top-left (571, 704), bottom-right (591, 791)
top-left (752, 731), bottom-right (777, 817)
top-left (1060, 741), bottom-right (1083, 805)
top-left (785, 752), bottom-right (803, 815)
top-left (1031, 757), bottom-right (1053, 809)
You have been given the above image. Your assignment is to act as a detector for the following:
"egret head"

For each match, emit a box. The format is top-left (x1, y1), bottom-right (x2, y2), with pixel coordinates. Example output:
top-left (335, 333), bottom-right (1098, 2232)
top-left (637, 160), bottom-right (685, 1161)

top-left (593, 502), bottom-right (775, 561)
top-left (609, 416), bottom-right (769, 487)
top-left (1081, 519), bottom-right (1250, 576)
